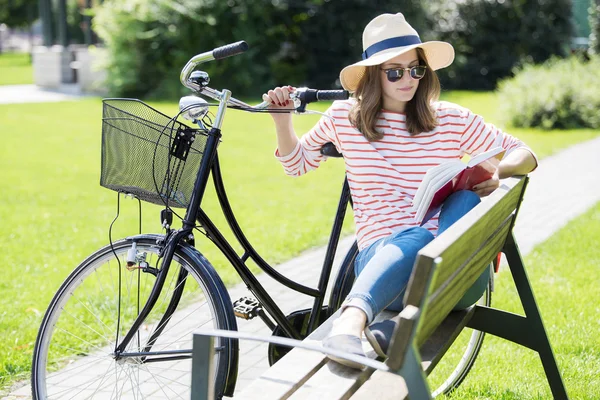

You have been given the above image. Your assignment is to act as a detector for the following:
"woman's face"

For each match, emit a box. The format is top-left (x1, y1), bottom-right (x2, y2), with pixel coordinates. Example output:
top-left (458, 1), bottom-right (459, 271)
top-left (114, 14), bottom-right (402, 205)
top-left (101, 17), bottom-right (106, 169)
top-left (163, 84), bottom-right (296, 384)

top-left (379, 49), bottom-right (421, 111)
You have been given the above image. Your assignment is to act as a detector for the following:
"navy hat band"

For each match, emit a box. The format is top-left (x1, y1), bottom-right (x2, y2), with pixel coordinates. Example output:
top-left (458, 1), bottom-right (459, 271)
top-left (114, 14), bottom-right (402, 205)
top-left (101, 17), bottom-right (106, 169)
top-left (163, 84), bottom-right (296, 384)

top-left (361, 35), bottom-right (422, 60)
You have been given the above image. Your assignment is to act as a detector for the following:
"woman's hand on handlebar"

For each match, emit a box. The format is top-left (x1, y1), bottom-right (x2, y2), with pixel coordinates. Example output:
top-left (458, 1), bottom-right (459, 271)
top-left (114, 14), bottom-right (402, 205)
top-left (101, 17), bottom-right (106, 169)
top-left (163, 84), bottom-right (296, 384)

top-left (263, 86), bottom-right (298, 154)
top-left (262, 86), bottom-right (296, 121)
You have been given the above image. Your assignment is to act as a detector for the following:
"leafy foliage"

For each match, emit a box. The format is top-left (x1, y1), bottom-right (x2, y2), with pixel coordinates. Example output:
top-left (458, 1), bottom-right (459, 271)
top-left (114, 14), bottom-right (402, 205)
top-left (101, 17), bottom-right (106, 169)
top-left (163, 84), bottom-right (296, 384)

top-left (92, 0), bottom-right (427, 98)
top-left (279, 0), bottom-right (428, 89)
top-left (93, 0), bottom-right (576, 96)
top-left (429, 0), bottom-right (573, 90)
top-left (497, 56), bottom-right (600, 129)
top-left (591, 0), bottom-right (600, 54)
top-left (0, 0), bottom-right (37, 28)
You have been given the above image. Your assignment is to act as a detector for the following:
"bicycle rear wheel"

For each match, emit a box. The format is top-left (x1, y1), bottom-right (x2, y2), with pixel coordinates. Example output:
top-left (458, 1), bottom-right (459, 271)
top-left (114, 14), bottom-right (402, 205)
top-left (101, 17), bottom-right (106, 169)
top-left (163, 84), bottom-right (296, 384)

top-left (32, 236), bottom-right (236, 400)
top-left (330, 248), bottom-right (492, 397)
top-left (427, 271), bottom-right (493, 396)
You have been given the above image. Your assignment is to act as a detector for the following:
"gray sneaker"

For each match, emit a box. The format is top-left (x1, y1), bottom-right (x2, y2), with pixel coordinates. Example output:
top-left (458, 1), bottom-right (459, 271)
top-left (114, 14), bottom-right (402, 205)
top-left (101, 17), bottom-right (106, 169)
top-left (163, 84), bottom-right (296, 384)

top-left (322, 334), bottom-right (367, 370)
top-left (364, 319), bottom-right (397, 358)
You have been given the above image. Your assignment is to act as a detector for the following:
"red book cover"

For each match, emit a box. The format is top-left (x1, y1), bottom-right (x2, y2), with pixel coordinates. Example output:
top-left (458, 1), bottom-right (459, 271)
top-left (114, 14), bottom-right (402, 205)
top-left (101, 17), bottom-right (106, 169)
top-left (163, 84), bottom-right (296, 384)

top-left (414, 147), bottom-right (505, 226)
top-left (422, 179), bottom-right (455, 225)
top-left (454, 156), bottom-right (501, 191)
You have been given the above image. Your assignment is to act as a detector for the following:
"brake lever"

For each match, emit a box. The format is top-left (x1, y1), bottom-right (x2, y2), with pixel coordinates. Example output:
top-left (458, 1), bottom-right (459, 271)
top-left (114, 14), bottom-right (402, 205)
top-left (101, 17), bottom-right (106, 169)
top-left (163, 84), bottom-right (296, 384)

top-left (251, 90), bottom-right (334, 120)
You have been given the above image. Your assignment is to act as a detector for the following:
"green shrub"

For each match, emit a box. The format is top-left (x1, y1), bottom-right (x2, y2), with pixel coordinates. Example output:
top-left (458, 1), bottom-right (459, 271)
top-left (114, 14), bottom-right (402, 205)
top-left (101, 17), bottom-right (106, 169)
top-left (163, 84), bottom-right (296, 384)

top-left (429, 0), bottom-right (573, 90)
top-left (93, 0), bottom-right (292, 98)
top-left (497, 56), bottom-right (600, 129)
top-left (591, 0), bottom-right (600, 54)
top-left (92, 0), bottom-right (428, 98)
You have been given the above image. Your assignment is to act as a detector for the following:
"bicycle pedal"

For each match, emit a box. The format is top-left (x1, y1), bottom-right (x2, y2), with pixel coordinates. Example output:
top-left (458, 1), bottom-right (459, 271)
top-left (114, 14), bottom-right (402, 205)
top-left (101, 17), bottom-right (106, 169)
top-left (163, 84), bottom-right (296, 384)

top-left (233, 297), bottom-right (262, 320)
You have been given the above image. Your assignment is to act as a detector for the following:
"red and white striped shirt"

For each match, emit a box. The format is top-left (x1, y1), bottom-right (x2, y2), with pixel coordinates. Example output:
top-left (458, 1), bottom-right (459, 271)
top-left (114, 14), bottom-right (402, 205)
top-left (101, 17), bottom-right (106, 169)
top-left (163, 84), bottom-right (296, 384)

top-left (276, 99), bottom-right (536, 251)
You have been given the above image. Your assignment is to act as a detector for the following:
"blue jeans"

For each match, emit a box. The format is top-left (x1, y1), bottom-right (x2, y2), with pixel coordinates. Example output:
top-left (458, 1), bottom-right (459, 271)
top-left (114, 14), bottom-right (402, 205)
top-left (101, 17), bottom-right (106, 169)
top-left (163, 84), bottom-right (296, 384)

top-left (345, 190), bottom-right (489, 324)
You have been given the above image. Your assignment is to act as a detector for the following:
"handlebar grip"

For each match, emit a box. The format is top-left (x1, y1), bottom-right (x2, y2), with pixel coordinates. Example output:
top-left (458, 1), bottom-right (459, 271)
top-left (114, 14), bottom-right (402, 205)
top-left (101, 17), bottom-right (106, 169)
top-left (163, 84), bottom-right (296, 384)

top-left (317, 90), bottom-right (350, 101)
top-left (212, 41), bottom-right (249, 60)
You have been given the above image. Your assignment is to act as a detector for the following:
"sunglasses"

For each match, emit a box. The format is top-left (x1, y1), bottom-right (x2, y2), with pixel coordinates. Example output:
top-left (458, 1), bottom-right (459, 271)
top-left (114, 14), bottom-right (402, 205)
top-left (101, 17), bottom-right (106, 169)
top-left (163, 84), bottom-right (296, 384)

top-left (381, 65), bottom-right (427, 82)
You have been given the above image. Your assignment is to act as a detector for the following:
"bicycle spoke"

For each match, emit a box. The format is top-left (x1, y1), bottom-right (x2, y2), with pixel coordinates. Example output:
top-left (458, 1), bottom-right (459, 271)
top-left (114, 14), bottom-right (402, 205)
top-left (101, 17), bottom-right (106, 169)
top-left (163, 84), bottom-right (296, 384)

top-left (143, 363), bottom-right (186, 400)
top-left (59, 306), bottom-right (113, 344)
top-left (54, 327), bottom-right (110, 356)
top-left (47, 355), bottom-right (115, 399)
top-left (86, 362), bottom-right (117, 400)
top-left (141, 296), bottom-right (209, 347)
top-left (152, 312), bottom-right (215, 353)
top-left (34, 240), bottom-right (230, 399)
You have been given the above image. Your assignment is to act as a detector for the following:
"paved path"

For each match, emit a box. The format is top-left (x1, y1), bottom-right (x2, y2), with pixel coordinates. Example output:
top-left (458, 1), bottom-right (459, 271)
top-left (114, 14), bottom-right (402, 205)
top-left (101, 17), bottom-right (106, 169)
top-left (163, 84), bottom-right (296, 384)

top-left (0, 84), bottom-right (86, 104)
top-left (4, 86), bottom-right (600, 398)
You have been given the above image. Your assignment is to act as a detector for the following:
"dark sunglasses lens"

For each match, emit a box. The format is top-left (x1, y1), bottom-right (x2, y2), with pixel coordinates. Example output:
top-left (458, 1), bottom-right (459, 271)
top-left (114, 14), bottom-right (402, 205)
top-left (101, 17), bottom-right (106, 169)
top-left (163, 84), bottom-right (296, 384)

top-left (411, 66), bottom-right (427, 79)
top-left (386, 69), bottom-right (403, 82)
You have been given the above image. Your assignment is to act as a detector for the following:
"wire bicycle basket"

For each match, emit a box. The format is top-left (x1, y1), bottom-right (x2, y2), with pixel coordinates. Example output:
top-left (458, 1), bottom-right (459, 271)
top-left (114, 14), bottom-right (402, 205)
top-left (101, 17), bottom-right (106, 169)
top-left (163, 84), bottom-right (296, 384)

top-left (101, 99), bottom-right (209, 208)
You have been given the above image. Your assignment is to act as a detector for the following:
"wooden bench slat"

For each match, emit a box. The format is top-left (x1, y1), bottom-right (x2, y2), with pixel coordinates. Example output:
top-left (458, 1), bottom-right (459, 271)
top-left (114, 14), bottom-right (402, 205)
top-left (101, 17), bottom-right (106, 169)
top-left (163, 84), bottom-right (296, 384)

top-left (417, 217), bottom-right (513, 344)
top-left (230, 311), bottom-right (339, 400)
top-left (419, 177), bottom-right (525, 258)
top-left (351, 307), bottom-right (476, 400)
top-left (192, 176), bottom-right (567, 400)
top-left (286, 360), bottom-right (373, 400)
top-left (350, 370), bottom-right (409, 400)
top-left (232, 311), bottom-right (394, 399)
top-left (421, 177), bottom-right (525, 290)
top-left (420, 307), bottom-right (475, 373)
top-left (231, 342), bottom-right (326, 400)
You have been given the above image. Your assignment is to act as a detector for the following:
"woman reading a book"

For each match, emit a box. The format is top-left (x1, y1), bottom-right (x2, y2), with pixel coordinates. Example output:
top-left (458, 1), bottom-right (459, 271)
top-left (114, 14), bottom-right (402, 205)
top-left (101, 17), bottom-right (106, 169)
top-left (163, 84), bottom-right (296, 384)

top-left (263, 13), bottom-right (537, 368)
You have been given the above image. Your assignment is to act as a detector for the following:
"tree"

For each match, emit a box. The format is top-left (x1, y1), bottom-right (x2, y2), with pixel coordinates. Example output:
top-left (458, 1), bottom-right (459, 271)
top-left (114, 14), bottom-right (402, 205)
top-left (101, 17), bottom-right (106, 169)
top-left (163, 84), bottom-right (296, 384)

top-left (430, 0), bottom-right (573, 90)
top-left (0, 0), bottom-right (38, 53)
top-left (93, 0), bottom-right (429, 98)
top-left (591, 0), bottom-right (600, 54)
top-left (0, 0), bottom-right (38, 28)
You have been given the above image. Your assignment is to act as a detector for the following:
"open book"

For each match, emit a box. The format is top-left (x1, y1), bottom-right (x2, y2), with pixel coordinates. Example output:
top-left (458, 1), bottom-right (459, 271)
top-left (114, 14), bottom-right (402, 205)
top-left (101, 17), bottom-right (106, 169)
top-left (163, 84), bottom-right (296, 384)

top-left (412, 147), bottom-right (506, 225)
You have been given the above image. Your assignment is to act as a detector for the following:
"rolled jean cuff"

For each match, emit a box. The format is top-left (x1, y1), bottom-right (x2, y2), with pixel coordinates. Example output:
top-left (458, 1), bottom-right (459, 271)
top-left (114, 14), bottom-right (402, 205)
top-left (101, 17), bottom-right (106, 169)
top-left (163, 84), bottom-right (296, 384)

top-left (342, 295), bottom-right (375, 324)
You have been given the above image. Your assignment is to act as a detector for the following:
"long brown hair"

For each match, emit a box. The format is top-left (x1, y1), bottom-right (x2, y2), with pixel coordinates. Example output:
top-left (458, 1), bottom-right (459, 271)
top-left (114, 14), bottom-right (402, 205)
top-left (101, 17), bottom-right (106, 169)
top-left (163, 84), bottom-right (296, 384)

top-left (348, 48), bottom-right (441, 140)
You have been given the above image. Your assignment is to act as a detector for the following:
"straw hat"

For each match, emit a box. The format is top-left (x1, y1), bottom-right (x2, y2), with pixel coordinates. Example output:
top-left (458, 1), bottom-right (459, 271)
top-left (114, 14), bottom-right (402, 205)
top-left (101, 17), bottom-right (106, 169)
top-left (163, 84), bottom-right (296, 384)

top-left (339, 13), bottom-right (455, 92)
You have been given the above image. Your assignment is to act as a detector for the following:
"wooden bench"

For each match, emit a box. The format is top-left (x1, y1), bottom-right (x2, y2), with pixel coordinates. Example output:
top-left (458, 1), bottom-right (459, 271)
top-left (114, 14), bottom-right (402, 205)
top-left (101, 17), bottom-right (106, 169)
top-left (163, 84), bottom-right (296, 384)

top-left (191, 176), bottom-right (569, 400)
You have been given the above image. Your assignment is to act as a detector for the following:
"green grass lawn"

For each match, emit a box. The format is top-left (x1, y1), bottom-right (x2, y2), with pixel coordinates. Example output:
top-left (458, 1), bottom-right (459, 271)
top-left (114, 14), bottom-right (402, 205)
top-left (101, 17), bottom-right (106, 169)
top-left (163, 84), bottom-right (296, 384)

top-left (0, 91), bottom-right (599, 394)
top-left (0, 52), bottom-right (33, 85)
top-left (439, 201), bottom-right (600, 399)
top-left (440, 91), bottom-right (600, 158)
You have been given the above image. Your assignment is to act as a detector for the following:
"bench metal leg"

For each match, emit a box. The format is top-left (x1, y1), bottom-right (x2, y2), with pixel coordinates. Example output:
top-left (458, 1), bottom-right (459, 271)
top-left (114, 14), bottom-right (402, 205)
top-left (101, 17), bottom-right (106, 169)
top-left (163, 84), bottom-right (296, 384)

top-left (469, 233), bottom-right (569, 399)
top-left (191, 334), bottom-right (216, 400)
top-left (396, 344), bottom-right (432, 400)
top-left (502, 233), bottom-right (569, 399)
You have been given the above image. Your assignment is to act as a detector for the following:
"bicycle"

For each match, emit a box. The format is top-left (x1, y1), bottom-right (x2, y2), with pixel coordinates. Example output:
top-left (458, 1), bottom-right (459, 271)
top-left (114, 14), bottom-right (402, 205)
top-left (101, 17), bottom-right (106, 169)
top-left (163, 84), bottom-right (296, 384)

top-left (31, 41), bottom-right (494, 399)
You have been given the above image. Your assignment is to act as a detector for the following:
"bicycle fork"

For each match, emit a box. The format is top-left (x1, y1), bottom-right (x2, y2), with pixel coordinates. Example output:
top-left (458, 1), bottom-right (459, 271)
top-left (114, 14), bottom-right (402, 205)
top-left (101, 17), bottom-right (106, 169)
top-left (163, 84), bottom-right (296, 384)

top-left (114, 89), bottom-right (230, 363)
top-left (113, 230), bottom-right (192, 362)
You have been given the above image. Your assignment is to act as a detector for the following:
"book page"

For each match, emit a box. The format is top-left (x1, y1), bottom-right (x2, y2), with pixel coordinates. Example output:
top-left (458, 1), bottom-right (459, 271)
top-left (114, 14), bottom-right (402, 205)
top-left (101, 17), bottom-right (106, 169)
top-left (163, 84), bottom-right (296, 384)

top-left (412, 161), bottom-right (461, 209)
top-left (414, 164), bottom-right (464, 223)
top-left (466, 146), bottom-right (505, 167)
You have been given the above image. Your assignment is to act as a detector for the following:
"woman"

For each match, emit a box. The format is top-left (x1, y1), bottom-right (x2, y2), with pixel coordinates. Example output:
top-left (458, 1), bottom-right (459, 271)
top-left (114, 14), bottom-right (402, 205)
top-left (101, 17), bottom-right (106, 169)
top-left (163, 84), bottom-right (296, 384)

top-left (263, 13), bottom-right (537, 368)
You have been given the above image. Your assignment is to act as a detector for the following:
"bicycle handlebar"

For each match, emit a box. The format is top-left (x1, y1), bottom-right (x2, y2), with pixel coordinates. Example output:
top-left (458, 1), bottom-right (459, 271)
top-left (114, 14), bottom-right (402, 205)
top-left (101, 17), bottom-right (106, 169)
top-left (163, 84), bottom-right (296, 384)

top-left (213, 41), bottom-right (249, 60)
top-left (253, 88), bottom-right (350, 112)
top-left (180, 41), bottom-right (249, 92)
top-left (180, 41), bottom-right (350, 112)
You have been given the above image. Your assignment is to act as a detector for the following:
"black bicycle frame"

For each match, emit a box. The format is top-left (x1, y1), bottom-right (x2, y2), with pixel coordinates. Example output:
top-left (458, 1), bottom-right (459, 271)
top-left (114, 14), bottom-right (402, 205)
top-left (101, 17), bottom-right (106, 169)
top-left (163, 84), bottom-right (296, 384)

top-left (114, 102), bottom-right (355, 356)
top-left (114, 125), bottom-right (224, 356)
top-left (198, 155), bottom-right (354, 339)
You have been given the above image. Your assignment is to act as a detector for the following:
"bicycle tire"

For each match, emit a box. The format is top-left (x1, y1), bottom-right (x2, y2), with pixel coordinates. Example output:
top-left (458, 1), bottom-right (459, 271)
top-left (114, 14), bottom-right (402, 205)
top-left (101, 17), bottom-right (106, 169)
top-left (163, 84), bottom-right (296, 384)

top-left (329, 249), bottom-right (492, 397)
top-left (31, 235), bottom-right (237, 400)
top-left (428, 274), bottom-right (492, 397)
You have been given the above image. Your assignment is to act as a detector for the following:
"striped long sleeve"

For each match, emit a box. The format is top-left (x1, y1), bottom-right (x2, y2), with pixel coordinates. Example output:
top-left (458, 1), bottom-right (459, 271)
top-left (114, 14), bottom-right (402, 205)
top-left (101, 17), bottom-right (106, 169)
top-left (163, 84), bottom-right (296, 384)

top-left (276, 99), bottom-right (537, 251)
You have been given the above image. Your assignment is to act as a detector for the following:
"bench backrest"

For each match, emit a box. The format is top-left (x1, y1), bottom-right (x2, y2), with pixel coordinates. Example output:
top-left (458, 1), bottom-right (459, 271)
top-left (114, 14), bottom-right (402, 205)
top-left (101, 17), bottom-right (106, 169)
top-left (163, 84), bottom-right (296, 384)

top-left (387, 176), bottom-right (528, 369)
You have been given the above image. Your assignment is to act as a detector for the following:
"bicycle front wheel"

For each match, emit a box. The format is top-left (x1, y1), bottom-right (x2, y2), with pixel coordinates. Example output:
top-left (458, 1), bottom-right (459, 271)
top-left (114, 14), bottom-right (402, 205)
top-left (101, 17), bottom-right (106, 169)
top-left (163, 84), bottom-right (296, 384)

top-left (32, 236), bottom-right (236, 400)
